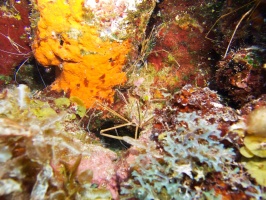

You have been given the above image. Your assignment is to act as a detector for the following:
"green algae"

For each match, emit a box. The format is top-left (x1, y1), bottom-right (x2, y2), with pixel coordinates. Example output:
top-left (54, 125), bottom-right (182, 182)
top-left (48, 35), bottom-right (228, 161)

top-left (54, 97), bottom-right (71, 109)
top-left (0, 74), bottom-right (12, 84)
top-left (70, 96), bottom-right (86, 118)
top-left (244, 158), bottom-right (266, 187)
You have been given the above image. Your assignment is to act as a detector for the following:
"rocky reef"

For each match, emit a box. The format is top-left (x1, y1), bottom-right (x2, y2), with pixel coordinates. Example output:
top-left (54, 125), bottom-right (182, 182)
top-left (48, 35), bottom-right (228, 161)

top-left (0, 0), bottom-right (266, 199)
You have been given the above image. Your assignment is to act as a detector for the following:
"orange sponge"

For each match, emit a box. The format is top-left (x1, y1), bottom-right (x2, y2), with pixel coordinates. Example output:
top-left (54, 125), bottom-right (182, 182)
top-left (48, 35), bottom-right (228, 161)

top-left (32, 0), bottom-right (131, 107)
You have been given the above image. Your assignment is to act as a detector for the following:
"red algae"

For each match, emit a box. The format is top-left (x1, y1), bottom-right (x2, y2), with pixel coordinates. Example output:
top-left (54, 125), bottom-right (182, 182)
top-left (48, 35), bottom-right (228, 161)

top-left (0, 0), bottom-right (31, 82)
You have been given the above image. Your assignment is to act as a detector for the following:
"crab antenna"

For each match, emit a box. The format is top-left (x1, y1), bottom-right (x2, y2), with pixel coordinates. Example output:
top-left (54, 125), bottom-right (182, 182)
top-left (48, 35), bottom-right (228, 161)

top-left (223, 8), bottom-right (252, 58)
top-left (14, 58), bottom-right (30, 84)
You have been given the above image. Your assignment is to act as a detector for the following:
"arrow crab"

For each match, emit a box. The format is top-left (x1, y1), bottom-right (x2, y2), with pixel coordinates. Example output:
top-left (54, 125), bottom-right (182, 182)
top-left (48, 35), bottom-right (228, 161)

top-left (84, 93), bottom-right (156, 148)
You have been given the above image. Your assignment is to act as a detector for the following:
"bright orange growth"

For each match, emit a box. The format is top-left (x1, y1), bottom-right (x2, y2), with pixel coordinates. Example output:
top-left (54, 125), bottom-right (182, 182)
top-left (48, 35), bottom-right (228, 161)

top-left (32, 0), bottom-right (131, 107)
